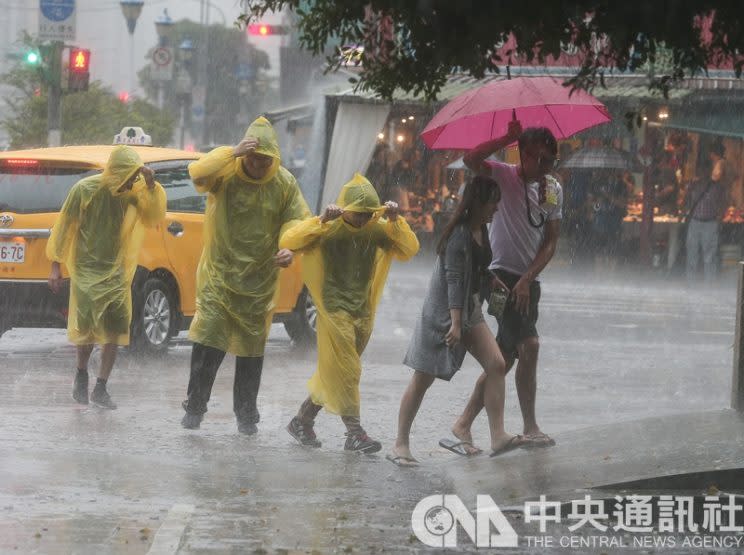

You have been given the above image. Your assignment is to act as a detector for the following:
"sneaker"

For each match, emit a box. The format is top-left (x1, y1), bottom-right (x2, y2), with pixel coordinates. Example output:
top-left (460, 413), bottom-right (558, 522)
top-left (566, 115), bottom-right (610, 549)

top-left (237, 420), bottom-right (258, 435)
top-left (286, 416), bottom-right (321, 448)
top-left (344, 432), bottom-right (381, 454)
top-left (181, 412), bottom-right (202, 429)
top-left (90, 386), bottom-right (117, 410)
top-left (72, 371), bottom-right (89, 405)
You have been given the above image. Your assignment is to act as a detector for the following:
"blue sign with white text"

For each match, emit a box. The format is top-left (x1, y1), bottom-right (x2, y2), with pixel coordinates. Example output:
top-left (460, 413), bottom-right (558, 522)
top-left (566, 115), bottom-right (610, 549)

top-left (40, 0), bottom-right (75, 22)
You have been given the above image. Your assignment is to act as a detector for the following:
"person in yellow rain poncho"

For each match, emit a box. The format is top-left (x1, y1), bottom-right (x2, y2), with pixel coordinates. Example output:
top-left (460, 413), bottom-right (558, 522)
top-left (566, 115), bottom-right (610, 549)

top-left (282, 173), bottom-right (419, 453)
top-left (47, 146), bottom-right (166, 410)
top-left (181, 116), bottom-right (311, 435)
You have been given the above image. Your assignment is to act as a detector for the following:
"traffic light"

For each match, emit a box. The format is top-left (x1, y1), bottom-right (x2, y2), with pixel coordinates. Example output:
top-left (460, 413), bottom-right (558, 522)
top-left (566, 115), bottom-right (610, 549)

top-left (246, 23), bottom-right (288, 36)
top-left (25, 51), bottom-right (40, 65)
top-left (118, 91), bottom-right (130, 103)
top-left (67, 48), bottom-right (90, 92)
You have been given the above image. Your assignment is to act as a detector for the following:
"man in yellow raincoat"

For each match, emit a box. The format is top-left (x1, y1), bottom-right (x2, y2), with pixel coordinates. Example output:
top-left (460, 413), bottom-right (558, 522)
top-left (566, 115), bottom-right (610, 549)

top-left (281, 174), bottom-right (419, 452)
top-left (181, 116), bottom-right (311, 434)
top-left (47, 146), bottom-right (166, 409)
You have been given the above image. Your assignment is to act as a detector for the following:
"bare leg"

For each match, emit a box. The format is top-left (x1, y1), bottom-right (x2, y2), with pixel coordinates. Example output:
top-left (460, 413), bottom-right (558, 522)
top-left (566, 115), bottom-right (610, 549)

top-left (76, 344), bottom-right (94, 371)
top-left (98, 343), bottom-right (118, 381)
top-left (392, 371), bottom-right (435, 460)
top-left (515, 337), bottom-right (541, 435)
top-left (453, 354), bottom-right (515, 440)
top-left (464, 322), bottom-right (517, 451)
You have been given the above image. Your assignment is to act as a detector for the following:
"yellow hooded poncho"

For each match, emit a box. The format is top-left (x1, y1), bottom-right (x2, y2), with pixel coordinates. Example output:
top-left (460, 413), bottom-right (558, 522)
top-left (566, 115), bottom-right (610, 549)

top-left (187, 117), bottom-right (311, 356)
top-left (46, 146), bottom-right (167, 346)
top-left (280, 173), bottom-right (419, 416)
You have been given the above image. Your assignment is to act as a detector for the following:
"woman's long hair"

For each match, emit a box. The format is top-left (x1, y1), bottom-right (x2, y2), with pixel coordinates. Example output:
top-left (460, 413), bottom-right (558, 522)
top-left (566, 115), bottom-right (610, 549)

top-left (436, 175), bottom-right (501, 254)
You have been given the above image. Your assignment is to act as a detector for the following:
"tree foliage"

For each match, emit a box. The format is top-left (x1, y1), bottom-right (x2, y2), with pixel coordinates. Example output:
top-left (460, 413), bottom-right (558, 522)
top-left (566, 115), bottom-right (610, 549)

top-left (239, 1), bottom-right (744, 100)
top-left (1, 80), bottom-right (175, 149)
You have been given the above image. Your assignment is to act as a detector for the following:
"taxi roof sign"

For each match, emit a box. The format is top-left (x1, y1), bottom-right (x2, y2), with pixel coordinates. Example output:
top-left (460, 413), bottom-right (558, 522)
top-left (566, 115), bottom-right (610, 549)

top-left (113, 127), bottom-right (153, 146)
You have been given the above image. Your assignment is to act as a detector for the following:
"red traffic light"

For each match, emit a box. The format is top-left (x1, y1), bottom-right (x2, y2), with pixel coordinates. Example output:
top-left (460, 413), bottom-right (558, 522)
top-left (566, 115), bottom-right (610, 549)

top-left (69, 48), bottom-right (90, 73)
top-left (247, 23), bottom-right (287, 36)
top-left (118, 91), bottom-right (130, 103)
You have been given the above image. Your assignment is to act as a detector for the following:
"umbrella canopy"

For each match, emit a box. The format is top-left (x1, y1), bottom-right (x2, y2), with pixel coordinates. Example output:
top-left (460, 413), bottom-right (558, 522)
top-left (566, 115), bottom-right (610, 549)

top-left (561, 147), bottom-right (640, 171)
top-left (421, 76), bottom-right (611, 150)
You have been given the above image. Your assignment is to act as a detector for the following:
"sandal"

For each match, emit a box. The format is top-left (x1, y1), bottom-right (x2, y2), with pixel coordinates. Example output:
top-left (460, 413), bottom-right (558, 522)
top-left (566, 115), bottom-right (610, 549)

top-left (439, 438), bottom-right (483, 457)
top-left (521, 432), bottom-right (556, 449)
top-left (489, 435), bottom-right (526, 457)
top-left (386, 453), bottom-right (419, 467)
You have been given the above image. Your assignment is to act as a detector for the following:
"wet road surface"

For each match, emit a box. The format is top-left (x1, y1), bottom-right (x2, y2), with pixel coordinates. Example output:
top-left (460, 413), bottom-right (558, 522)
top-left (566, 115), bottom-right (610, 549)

top-left (0, 258), bottom-right (738, 553)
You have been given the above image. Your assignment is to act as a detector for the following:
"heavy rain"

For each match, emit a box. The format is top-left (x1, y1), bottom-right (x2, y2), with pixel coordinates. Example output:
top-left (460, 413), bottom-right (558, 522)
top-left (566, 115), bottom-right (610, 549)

top-left (1, 2), bottom-right (744, 554)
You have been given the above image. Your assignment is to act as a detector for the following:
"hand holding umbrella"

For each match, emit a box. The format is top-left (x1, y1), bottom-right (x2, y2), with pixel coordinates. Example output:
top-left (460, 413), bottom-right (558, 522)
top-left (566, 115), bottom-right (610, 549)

top-left (507, 108), bottom-right (523, 141)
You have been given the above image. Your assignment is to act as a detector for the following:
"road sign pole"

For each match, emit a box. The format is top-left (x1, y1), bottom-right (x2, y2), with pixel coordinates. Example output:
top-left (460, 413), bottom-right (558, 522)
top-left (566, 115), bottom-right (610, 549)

top-left (47, 41), bottom-right (63, 147)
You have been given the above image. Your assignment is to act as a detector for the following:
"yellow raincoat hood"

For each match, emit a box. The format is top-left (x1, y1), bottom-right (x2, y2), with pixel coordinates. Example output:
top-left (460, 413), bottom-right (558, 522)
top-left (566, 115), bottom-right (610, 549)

top-left (236, 116), bottom-right (281, 184)
top-left (337, 173), bottom-right (383, 214)
top-left (243, 116), bottom-right (281, 161)
top-left (101, 145), bottom-right (144, 196)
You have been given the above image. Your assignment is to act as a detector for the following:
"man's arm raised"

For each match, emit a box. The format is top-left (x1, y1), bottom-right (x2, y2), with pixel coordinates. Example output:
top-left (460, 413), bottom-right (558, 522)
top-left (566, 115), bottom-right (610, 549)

top-left (463, 116), bottom-right (523, 174)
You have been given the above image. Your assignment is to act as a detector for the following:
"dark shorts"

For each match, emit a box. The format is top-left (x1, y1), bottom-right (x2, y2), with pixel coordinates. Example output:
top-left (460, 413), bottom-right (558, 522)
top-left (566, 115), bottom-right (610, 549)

top-left (491, 269), bottom-right (540, 360)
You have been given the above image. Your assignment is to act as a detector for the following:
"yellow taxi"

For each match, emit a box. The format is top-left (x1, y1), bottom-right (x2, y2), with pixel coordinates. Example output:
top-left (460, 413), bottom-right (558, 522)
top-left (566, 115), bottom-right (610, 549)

top-left (0, 128), bottom-right (317, 353)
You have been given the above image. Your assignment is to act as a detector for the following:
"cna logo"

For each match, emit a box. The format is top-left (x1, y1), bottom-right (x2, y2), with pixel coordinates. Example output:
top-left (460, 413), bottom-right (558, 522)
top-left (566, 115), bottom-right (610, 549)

top-left (411, 494), bottom-right (518, 548)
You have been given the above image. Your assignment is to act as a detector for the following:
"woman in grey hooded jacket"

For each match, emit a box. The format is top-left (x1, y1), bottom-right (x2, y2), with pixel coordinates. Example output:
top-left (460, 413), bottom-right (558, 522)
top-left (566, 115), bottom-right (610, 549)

top-left (388, 175), bottom-right (526, 466)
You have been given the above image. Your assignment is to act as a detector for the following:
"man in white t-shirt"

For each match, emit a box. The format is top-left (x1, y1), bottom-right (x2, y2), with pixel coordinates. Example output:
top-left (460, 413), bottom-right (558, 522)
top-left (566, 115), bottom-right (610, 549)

top-left (453, 120), bottom-right (562, 450)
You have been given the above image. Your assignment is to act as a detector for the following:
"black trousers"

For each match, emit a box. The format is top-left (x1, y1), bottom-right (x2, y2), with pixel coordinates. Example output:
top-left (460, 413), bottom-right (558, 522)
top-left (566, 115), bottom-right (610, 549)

top-left (184, 342), bottom-right (263, 424)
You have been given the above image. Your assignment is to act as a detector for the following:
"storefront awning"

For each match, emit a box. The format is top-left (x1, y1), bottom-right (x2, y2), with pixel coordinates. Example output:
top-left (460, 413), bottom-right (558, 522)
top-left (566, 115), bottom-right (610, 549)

top-left (329, 75), bottom-right (695, 104)
top-left (654, 112), bottom-right (744, 139)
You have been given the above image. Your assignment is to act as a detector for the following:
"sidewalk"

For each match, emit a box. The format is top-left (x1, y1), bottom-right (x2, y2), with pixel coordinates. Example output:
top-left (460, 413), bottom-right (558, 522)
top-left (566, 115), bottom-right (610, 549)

top-left (444, 409), bottom-right (744, 506)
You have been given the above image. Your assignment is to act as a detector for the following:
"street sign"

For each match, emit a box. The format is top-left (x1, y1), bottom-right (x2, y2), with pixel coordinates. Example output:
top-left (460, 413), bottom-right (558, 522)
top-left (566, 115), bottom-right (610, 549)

top-left (150, 46), bottom-right (174, 81)
top-left (191, 85), bottom-right (206, 123)
top-left (39, 0), bottom-right (76, 41)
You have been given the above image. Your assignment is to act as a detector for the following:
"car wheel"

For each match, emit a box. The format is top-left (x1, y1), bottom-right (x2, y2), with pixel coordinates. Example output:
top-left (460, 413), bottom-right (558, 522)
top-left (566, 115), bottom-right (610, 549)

top-left (284, 287), bottom-right (317, 346)
top-left (131, 277), bottom-right (176, 355)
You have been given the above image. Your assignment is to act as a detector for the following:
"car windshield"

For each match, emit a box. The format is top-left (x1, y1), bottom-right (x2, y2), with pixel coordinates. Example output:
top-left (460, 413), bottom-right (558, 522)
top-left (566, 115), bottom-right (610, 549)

top-left (0, 166), bottom-right (96, 214)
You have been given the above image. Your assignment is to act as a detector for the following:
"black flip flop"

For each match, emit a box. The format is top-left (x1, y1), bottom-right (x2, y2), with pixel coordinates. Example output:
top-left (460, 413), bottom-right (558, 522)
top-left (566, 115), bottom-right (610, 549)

top-left (521, 433), bottom-right (556, 449)
top-left (386, 453), bottom-right (419, 467)
top-left (489, 435), bottom-right (525, 458)
top-left (439, 438), bottom-right (483, 457)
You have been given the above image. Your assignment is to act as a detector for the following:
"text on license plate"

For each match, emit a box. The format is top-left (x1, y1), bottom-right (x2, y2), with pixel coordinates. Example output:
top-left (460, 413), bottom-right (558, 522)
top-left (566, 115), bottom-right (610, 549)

top-left (0, 241), bottom-right (25, 263)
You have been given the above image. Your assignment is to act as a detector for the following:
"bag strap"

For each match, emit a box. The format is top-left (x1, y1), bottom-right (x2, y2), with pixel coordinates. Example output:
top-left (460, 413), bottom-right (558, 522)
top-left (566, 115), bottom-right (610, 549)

top-left (682, 179), bottom-right (715, 224)
top-left (518, 159), bottom-right (546, 229)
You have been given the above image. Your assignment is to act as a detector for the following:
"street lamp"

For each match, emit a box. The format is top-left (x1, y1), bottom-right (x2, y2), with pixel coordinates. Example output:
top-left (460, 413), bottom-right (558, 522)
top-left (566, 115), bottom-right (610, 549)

top-left (154, 9), bottom-right (175, 47)
top-left (120, 0), bottom-right (144, 33)
top-left (120, 0), bottom-right (144, 95)
top-left (179, 39), bottom-right (194, 63)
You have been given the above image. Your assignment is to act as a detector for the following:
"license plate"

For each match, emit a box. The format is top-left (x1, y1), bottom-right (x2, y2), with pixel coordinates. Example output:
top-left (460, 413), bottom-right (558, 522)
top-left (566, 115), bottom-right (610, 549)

top-left (0, 241), bottom-right (25, 263)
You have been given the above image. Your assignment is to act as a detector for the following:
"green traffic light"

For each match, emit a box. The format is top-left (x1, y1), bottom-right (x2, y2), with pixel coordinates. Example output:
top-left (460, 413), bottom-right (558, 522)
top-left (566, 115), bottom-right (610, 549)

top-left (25, 52), bottom-right (39, 64)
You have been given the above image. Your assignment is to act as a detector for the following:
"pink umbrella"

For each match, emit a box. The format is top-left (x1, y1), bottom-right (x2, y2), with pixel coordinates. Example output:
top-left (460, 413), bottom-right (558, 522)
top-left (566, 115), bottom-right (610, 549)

top-left (421, 76), bottom-right (611, 150)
